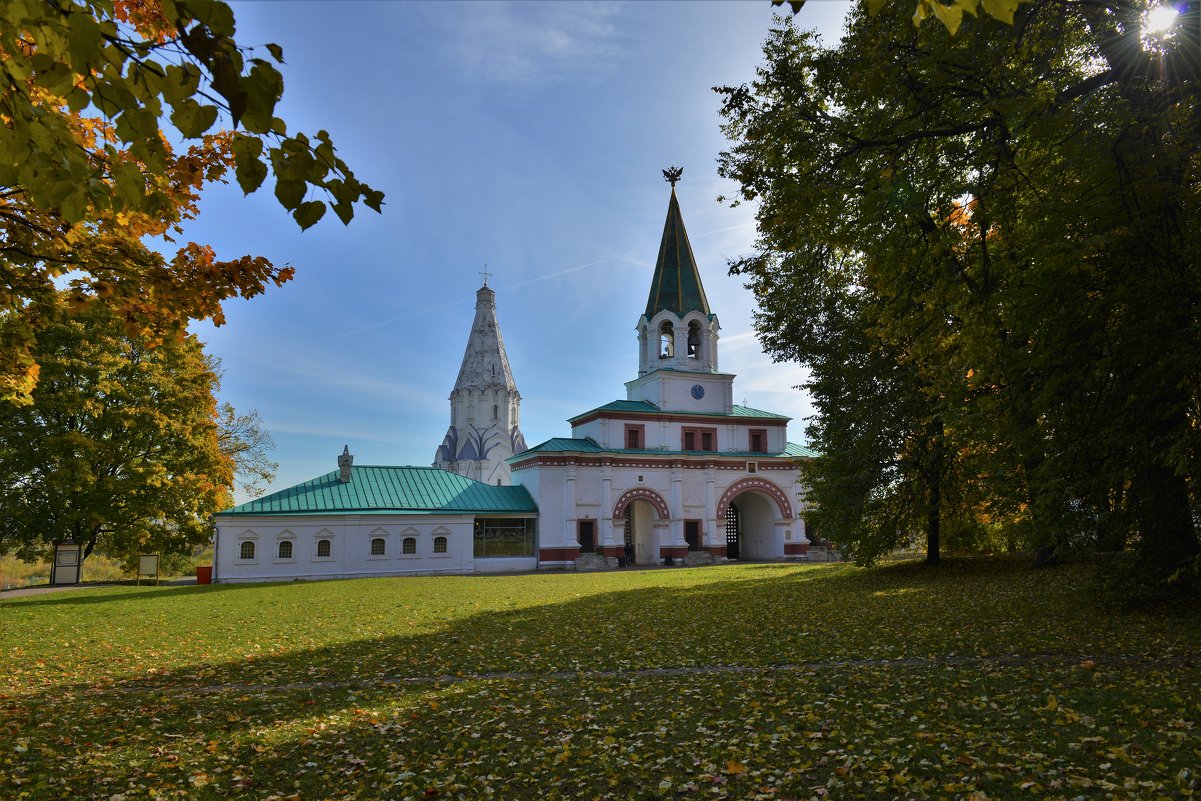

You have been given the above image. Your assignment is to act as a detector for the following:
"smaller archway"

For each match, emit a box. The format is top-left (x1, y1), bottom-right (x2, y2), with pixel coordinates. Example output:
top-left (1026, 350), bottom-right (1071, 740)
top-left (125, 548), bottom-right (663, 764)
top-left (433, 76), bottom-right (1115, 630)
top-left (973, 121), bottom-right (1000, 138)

top-left (614, 488), bottom-right (670, 566)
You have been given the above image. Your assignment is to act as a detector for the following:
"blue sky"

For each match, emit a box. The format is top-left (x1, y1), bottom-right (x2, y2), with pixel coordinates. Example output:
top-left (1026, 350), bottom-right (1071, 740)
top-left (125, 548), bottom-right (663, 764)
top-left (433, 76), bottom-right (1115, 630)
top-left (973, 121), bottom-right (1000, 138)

top-left (188, 1), bottom-right (851, 501)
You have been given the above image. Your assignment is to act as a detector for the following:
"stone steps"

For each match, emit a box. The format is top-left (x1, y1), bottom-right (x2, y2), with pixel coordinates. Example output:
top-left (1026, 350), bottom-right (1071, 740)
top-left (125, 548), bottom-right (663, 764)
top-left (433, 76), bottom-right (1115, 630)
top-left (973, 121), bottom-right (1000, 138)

top-left (575, 552), bottom-right (617, 571)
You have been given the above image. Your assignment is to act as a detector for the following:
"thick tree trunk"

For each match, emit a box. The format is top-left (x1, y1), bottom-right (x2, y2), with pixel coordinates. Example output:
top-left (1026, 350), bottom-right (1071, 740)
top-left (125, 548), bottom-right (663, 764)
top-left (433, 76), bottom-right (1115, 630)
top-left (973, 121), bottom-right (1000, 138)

top-left (926, 417), bottom-right (943, 566)
top-left (1131, 458), bottom-right (1199, 576)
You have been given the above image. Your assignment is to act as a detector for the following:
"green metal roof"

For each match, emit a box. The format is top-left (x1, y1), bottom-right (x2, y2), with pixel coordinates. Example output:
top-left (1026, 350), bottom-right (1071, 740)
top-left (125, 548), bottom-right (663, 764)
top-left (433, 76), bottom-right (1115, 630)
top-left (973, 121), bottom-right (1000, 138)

top-left (511, 437), bottom-right (811, 461)
top-left (569, 399), bottom-right (790, 423)
top-left (219, 467), bottom-right (537, 516)
top-left (785, 442), bottom-right (821, 458)
top-left (644, 189), bottom-right (711, 319)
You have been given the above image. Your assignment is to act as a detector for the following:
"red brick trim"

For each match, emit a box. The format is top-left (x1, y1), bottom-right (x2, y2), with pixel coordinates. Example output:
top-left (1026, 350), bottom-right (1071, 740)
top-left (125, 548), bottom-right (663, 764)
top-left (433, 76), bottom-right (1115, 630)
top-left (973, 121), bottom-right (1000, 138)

top-left (704, 545), bottom-right (727, 559)
top-left (539, 547), bottom-right (580, 562)
top-left (600, 545), bottom-right (624, 558)
top-left (509, 453), bottom-right (797, 471)
top-left (784, 543), bottom-right (809, 555)
top-left (659, 546), bottom-right (688, 559)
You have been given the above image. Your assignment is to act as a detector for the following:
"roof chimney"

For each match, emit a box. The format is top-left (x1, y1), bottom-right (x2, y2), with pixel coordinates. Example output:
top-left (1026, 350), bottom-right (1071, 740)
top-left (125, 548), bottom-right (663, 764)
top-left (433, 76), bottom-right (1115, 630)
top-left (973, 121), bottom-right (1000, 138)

top-left (338, 445), bottom-right (353, 483)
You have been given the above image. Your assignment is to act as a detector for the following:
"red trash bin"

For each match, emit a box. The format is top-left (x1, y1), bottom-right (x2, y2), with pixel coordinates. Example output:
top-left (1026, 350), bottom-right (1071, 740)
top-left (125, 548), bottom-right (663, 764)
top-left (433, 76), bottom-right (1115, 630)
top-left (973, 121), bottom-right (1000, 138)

top-left (195, 565), bottom-right (212, 585)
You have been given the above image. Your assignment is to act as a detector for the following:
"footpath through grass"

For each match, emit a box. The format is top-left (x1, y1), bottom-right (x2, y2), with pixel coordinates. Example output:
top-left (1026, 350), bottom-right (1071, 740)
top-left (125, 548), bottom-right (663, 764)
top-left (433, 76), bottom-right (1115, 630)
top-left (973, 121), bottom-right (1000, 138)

top-left (1, 556), bottom-right (1198, 800)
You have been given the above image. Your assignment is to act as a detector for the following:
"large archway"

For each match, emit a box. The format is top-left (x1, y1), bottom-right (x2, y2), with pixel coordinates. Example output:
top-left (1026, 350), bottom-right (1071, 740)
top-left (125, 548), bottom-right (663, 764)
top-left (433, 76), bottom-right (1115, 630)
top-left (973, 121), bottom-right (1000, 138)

top-left (717, 478), bottom-right (792, 561)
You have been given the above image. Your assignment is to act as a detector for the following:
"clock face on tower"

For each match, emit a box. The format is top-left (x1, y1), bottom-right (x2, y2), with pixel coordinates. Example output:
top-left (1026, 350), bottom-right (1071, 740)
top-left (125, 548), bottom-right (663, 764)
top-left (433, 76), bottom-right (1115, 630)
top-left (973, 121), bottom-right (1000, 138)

top-left (691, 384), bottom-right (705, 400)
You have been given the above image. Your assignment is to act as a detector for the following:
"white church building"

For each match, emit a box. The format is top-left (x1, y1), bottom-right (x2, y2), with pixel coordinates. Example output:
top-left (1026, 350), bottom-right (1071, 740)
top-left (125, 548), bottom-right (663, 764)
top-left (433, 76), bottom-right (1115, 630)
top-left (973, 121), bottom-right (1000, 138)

top-left (211, 174), bottom-right (814, 582)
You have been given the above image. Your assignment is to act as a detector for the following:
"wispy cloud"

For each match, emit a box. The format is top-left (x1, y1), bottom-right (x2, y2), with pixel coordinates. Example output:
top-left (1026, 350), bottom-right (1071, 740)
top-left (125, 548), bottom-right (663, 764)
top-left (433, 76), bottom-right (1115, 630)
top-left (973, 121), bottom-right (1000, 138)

top-left (441, 2), bottom-right (624, 86)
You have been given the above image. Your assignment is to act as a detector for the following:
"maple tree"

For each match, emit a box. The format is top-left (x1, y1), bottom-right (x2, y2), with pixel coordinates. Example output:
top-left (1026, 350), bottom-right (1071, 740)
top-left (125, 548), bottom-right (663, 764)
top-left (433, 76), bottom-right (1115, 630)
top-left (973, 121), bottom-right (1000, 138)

top-left (0, 0), bottom-right (384, 402)
top-left (0, 297), bottom-right (235, 561)
top-left (719, 3), bottom-right (1201, 585)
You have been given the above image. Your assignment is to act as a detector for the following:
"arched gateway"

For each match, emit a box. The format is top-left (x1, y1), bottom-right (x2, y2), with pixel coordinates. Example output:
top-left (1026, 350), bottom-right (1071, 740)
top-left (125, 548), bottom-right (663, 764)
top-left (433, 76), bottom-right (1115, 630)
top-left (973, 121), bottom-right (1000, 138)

top-left (717, 477), bottom-right (794, 561)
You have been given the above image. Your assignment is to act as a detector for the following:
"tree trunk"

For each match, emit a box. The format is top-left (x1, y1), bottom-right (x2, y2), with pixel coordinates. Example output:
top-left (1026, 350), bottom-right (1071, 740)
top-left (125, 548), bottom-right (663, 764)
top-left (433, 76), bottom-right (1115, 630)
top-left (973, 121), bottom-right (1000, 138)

top-left (1131, 457), bottom-right (1199, 576)
top-left (926, 417), bottom-right (943, 566)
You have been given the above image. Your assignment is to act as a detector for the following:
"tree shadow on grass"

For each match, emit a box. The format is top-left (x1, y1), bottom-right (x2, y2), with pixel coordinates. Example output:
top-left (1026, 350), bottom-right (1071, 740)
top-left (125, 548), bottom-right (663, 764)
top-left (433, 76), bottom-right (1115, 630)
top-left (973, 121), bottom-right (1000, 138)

top-left (4, 559), bottom-right (1199, 799)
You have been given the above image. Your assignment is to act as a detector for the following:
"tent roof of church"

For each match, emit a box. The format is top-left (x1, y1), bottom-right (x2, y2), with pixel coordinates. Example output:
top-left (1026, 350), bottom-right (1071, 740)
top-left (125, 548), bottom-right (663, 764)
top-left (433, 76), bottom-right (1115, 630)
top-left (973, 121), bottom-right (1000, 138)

top-left (644, 188), bottom-right (711, 319)
top-left (219, 466), bottom-right (537, 516)
top-left (452, 285), bottom-right (518, 394)
top-left (568, 399), bottom-right (789, 423)
top-left (512, 437), bottom-right (818, 460)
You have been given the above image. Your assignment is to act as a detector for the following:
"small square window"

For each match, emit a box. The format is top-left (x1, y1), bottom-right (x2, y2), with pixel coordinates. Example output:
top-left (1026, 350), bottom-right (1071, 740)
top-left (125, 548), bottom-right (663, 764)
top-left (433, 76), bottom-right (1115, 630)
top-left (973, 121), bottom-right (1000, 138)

top-left (433, 536), bottom-right (448, 554)
top-left (239, 541), bottom-right (255, 560)
top-left (402, 537), bottom-right (417, 555)
top-left (316, 539), bottom-right (331, 558)
top-left (277, 541), bottom-right (293, 559)
top-left (370, 537), bottom-right (386, 556)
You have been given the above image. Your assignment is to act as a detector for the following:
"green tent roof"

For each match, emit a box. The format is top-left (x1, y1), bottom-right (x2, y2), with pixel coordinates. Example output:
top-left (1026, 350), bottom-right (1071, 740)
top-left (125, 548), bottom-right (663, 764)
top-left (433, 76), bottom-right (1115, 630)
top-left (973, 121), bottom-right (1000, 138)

top-left (644, 188), bottom-right (711, 319)
top-left (219, 466), bottom-right (537, 516)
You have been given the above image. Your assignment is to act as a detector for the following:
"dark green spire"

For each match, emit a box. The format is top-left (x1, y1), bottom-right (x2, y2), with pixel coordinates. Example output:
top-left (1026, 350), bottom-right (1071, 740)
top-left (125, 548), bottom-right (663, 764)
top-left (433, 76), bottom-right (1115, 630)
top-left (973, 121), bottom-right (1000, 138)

top-left (644, 186), bottom-right (711, 319)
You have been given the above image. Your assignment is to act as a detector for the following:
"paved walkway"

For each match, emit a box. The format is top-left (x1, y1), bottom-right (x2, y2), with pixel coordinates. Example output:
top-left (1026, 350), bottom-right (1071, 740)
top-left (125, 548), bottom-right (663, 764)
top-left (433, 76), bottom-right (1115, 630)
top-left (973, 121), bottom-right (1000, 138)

top-left (1, 577), bottom-right (197, 599)
top-left (66, 651), bottom-right (1201, 698)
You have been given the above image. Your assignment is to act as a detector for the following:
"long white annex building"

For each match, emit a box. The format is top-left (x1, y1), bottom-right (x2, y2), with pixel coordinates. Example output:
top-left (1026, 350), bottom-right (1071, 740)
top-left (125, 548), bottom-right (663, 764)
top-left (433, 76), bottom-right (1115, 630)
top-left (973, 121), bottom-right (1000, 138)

top-left (211, 174), bottom-right (814, 582)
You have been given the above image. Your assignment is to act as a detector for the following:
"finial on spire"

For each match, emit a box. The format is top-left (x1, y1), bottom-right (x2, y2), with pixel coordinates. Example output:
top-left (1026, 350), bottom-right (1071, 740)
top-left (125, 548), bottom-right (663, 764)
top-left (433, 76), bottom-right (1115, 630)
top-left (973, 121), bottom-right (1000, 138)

top-left (480, 265), bottom-right (492, 288)
top-left (662, 166), bottom-right (683, 189)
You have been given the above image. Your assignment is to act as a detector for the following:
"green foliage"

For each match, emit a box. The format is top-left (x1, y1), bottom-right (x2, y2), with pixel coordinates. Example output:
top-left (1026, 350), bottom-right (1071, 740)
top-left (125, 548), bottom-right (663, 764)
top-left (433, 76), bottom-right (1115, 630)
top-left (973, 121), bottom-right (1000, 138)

top-left (719, 5), bottom-right (1201, 586)
top-left (0, 299), bottom-right (233, 562)
top-left (0, 559), bottom-right (1197, 797)
top-left (0, 0), bottom-right (383, 401)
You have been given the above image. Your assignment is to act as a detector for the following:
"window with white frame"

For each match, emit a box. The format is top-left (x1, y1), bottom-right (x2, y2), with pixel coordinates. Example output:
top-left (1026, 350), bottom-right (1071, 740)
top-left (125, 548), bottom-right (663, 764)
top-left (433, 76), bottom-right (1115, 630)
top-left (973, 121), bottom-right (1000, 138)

top-left (277, 540), bottom-right (293, 559)
top-left (402, 537), bottom-right (417, 555)
top-left (370, 537), bottom-right (386, 556)
top-left (239, 541), bottom-right (255, 560)
top-left (433, 535), bottom-right (448, 554)
top-left (316, 539), bottom-right (331, 558)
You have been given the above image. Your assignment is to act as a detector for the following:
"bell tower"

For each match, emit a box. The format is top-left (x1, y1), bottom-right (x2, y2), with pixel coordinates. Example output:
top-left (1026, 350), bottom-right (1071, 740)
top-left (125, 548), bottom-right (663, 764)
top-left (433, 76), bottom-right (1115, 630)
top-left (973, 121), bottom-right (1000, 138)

top-left (628, 168), bottom-right (734, 414)
top-left (434, 276), bottom-right (527, 485)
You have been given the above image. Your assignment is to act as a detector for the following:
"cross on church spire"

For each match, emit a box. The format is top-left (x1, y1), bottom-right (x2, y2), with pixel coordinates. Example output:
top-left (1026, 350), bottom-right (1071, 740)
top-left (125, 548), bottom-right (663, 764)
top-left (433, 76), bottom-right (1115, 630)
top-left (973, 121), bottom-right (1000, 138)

top-left (479, 265), bottom-right (492, 288)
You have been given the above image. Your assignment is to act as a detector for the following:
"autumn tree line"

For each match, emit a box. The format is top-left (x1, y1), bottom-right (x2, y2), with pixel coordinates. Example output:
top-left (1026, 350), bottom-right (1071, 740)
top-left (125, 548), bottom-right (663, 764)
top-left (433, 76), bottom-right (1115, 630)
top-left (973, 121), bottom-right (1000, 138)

top-left (719, 1), bottom-right (1200, 591)
top-left (0, 0), bottom-right (382, 567)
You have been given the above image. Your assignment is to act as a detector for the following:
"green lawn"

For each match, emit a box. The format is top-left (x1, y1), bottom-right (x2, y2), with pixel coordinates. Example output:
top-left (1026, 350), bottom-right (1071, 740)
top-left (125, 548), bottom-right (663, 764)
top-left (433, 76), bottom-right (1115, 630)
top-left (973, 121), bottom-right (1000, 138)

top-left (1, 557), bottom-right (1198, 800)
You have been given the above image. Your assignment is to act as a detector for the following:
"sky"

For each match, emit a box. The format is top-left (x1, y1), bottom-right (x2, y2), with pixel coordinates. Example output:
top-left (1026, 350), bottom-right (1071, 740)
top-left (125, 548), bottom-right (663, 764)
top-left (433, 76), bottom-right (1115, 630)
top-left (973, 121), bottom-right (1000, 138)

top-left (187, 1), bottom-right (852, 502)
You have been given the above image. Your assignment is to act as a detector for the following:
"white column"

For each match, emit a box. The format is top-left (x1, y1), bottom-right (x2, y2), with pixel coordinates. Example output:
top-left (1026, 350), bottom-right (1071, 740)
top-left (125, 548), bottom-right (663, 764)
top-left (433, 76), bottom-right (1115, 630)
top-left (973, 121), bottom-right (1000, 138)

top-left (564, 467), bottom-right (578, 547)
top-left (704, 469), bottom-right (717, 548)
top-left (600, 466), bottom-right (613, 549)
top-left (670, 466), bottom-right (686, 547)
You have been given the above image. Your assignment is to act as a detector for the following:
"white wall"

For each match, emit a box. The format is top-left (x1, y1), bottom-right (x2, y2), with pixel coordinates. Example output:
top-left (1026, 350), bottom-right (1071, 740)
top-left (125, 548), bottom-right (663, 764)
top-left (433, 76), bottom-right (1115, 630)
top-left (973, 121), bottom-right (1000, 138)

top-left (214, 514), bottom-right (498, 583)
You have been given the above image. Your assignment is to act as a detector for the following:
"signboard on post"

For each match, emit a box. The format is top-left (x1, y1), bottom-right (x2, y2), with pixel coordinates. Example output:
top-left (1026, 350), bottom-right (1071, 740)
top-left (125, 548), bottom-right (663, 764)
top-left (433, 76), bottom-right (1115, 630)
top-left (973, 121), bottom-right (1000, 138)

top-left (50, 541), bottom-right (83, 585)
top-left (137, 554), bottom-right (160, 586)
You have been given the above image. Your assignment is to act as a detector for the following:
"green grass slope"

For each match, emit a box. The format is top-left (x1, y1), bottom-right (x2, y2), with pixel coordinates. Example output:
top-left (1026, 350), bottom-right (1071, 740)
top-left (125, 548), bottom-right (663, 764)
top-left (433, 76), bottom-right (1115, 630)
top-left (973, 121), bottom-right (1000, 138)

top-left (1, 557), bottom-right (1198, 799)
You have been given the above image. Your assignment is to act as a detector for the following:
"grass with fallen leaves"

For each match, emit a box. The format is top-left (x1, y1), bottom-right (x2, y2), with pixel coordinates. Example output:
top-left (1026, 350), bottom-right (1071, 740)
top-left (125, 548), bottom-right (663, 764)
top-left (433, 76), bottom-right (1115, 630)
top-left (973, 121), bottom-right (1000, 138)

top-left (1, 556), bottom-right (1198, 800)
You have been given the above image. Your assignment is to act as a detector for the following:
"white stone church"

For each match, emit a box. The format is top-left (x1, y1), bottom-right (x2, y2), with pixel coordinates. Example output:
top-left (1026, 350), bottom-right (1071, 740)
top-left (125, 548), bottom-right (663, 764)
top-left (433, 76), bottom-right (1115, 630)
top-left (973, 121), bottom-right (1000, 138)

top-left (212, 175), bottom-right (815, 582)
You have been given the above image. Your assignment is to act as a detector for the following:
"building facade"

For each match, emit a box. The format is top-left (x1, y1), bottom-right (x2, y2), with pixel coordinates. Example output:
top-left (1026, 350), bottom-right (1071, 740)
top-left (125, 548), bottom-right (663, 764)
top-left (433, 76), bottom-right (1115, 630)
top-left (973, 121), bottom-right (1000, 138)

top-left (209, 174), bottom-right (814, 583)
top-left (510, 179), bottom-right (814, 568)
top-left (212, 454), bottom-right (539, 583)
